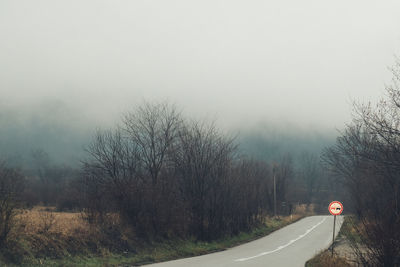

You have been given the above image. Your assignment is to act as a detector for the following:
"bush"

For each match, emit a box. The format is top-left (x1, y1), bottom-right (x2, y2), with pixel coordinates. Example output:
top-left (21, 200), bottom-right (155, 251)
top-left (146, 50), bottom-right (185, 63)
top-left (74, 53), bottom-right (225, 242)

top-left (0, 162), bottom-right (25, 247)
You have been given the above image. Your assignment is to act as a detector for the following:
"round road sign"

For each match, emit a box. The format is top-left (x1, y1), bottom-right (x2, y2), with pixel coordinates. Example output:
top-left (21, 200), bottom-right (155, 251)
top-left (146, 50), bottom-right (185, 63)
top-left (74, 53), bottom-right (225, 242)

top-left (328, 201), bottom-right (343, 216)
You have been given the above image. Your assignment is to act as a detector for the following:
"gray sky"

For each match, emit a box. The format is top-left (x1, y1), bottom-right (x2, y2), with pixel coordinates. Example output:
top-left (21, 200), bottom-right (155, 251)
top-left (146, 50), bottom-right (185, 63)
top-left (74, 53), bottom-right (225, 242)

top-left (1, 0), bottom-right (400, 131)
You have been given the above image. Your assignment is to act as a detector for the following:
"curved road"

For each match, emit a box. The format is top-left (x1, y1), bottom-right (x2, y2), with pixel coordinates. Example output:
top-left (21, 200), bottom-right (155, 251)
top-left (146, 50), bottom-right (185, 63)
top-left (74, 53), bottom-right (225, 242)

top-left (145, 215), bottom-right (343, 267)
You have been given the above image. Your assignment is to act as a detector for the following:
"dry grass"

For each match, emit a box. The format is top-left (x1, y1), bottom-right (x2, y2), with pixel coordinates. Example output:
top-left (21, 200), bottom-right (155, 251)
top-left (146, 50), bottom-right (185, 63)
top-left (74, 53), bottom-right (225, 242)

top-left (1, 205), bottom-right (311, 266)
top-left (306, 251), bottom-right (352, 267)
top-left (14, 204), bottom-right (309, 240)
top-left (0, 207), bottom-right (130, 266)
top-left (307, 217), bottom-right (362, 267)
top-left (16, 206), bottom-right (90, 237)
top-left (294, 203), bottom-right (315, 216)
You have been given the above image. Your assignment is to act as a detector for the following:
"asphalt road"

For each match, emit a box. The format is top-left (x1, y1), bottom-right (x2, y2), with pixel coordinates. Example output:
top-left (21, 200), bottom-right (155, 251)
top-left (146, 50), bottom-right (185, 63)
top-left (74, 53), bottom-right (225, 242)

top-left (145, 215), bottom-right (343, 267)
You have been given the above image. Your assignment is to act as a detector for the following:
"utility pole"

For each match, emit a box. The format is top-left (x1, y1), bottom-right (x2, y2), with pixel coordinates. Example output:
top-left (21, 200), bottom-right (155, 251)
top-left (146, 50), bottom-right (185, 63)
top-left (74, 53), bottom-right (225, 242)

top-left (273, 164), bottom-right (277, 218)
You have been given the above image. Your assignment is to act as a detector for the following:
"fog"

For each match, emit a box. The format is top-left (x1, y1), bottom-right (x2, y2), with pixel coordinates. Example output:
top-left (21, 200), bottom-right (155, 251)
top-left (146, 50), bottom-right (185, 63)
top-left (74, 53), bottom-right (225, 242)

top-left (1, 0), bottom-right (400, 164)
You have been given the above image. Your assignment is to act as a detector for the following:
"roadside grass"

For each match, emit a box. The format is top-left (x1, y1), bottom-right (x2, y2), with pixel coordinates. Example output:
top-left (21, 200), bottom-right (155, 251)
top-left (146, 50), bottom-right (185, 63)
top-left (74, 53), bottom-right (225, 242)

top-left (0, 206), bottom-right (310, 267)
top-left (337, 215), bottom-right (362, 245)
top-left (305, 216), bottom-right (357, 267)
top-left (31, 215), bottom-right (305, 267)
top-left (305, 250), bottom-right (351, 267)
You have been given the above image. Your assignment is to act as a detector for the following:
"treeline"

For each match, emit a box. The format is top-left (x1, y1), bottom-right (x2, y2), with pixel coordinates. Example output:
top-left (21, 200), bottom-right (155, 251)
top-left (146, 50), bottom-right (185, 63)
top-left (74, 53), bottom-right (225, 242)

top-left (323, 62), bottom-right (400, 266)
top-left (82, 102), bottom-right (295, 240)
top-left (0, 102), bottom-right (335, 249)
top-left (13, 149), bottom-right (82, 211)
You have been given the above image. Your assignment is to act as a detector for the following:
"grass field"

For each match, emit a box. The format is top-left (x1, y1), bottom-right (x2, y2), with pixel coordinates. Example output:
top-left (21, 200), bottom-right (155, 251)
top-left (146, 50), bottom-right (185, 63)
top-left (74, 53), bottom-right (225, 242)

top-left (17, 206), bottom-right (89, 236)
top-left (0, 205), bottom-right (311, 266)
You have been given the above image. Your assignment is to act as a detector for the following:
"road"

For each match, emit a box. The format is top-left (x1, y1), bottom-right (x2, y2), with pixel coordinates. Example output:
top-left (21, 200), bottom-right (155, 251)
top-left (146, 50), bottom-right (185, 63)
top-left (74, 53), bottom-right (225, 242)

top-left (145, 215), bottom-right (343, 267)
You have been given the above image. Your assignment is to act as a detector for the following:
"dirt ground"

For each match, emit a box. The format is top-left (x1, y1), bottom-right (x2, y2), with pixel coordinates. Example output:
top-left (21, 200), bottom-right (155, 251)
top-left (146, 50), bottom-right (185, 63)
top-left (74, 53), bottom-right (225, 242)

top-left (332, 236), bottom-right (359, 266)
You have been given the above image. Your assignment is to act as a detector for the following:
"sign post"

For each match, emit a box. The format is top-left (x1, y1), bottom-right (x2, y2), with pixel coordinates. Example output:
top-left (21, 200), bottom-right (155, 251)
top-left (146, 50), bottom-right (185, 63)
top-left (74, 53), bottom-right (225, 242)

top-left (328, 201), bottom-right (343, 257)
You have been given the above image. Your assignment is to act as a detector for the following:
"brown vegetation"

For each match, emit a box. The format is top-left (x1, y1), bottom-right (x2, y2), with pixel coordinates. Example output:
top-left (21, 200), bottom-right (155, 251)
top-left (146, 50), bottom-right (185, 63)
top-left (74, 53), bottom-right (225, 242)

top-left (0, 205), bottom-right (308, 266)
top-left (0, 162), bottom-right (24, 248)
top-left (306, 250), bottom-right (352, 267)
top-left (17, 207), bottom-right (88, 236)
top-left (323, 61), bottom-right (400, 265)
top-left (1, 206), bottom-right (134, 265)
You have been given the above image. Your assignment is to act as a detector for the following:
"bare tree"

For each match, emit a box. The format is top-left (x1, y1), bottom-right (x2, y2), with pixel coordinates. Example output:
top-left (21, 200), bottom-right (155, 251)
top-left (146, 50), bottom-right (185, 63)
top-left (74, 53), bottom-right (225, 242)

top-left (323, 60), bottom-right (400, 266)
top-left (230, 158), bottom-right (272, 231)
top-left (83, 102), bottom-right (184, 236)
top-left (83, 128), bottom-right (141, 224)
top-left (121, 102), bottom-right (182, 235)
top-left (122, 102), bottom-right (181, 186)
top-left (0, 162), bottom-right (24, 247)
top-left (173, 121), bottom-right (237, 239)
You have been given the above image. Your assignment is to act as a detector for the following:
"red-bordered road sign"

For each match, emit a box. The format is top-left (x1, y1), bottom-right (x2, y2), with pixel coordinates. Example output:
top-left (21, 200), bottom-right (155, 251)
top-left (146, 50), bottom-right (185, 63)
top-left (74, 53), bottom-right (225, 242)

top-left (329, 201), bottom-right (343, 216)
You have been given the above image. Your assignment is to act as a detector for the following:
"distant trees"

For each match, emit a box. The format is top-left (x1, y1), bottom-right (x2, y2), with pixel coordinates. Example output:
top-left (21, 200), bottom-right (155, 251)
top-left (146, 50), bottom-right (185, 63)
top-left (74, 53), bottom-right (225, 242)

top-left (298, 152), bottom-right (321, 205)
top-left (30, 149), bottom-right (52, 206)
top-left (22, 150), bottom-right (80, 210)
top-left (0, 162), bottom-right (24, 247)
top-left (272, 155), bottom-right (293, 214)
top-left (323, 61), bottom-right (400, 266)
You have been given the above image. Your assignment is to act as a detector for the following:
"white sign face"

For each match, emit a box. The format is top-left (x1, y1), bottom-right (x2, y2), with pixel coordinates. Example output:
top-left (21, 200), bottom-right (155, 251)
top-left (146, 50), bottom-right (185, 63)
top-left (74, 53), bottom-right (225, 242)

top-left (328, 201), bottom-right (343, 216)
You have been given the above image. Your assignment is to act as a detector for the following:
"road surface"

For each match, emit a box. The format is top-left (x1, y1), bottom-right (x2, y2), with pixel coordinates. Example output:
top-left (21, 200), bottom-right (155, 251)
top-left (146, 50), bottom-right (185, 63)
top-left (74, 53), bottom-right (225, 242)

top-left (145, 215), bottom-right (343, 267)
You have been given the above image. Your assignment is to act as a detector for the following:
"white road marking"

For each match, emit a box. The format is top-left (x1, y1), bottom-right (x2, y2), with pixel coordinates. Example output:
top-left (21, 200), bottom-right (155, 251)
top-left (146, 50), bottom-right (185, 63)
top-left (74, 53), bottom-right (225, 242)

top-left (234, 217), bottom-right (328, 262)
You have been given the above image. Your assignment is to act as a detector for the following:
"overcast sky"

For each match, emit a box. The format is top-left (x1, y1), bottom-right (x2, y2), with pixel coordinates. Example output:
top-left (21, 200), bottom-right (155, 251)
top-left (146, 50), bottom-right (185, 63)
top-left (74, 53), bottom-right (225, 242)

top-left (1, 0), bottom-right (400, 132)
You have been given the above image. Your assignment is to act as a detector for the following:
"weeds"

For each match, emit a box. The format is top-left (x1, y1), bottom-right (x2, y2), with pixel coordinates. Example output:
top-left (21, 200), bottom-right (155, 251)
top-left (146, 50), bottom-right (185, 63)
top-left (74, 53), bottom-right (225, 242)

top-left (306, 251), bottom-right (351, 267)
top-left (0, 207), bottom-right (305, 266)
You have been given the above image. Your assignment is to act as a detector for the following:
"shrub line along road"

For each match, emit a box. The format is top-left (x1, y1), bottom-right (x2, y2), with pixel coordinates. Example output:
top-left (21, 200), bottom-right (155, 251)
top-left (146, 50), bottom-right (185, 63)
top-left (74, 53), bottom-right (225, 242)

top-left (145, 215), bottom-right (343, 267)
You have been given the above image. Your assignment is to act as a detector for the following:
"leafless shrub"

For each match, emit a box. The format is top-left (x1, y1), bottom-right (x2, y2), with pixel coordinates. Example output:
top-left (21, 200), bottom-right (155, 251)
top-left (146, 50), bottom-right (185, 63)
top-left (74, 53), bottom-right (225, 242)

top-left (0, 162), bottom-right (24, 247)
top-left (37, 211), bottom-right (56, 234)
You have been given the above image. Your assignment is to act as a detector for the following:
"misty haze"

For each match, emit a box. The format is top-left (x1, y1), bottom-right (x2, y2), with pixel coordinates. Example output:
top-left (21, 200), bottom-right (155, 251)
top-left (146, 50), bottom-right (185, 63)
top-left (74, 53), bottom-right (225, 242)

top-left (1, 1), bottom-right (400, 266)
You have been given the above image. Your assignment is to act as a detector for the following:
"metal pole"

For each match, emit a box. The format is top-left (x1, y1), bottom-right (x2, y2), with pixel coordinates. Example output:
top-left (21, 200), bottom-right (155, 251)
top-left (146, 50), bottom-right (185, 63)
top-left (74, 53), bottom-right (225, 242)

top-left (332, 215), bottom-right (336, 257)
top-left (273, 172), bottom-right (277, 217)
